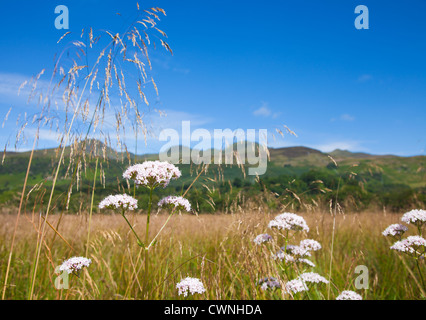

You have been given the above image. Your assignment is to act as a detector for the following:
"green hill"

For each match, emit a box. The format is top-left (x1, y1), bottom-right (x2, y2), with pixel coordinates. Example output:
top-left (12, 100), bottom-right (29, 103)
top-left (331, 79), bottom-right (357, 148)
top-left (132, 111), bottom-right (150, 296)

top-left (0, 140), bottom-right (425, 213)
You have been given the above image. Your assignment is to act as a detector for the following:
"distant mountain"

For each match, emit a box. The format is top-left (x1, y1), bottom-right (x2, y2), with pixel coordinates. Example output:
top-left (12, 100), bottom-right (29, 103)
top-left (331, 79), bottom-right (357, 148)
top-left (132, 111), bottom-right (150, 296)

top-left (0, 139), bottom-right (424, 212)
top-left (328, 149), bottom-right (374, 159)
top-left (269, 146), bottom-right (322, 158)
top-left (2, 139), bottom-right (424, 165)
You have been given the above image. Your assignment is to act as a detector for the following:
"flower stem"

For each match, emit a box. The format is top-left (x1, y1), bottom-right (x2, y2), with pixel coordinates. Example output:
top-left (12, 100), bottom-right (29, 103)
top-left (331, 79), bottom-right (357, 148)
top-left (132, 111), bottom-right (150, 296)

top-left (147, 209), bottom-right (176, 250)
top-left (418, 224), bottom-right (423, 238)
top-left (144, 187), bottom-right (154, 297)
top-left (145, 187), bottom-right (153, 246)
top-left (121, 209), bottom-right (144, 247)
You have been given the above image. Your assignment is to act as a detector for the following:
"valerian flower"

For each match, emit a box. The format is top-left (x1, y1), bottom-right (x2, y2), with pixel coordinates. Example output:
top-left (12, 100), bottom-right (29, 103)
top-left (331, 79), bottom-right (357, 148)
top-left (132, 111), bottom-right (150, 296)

top-left (158, 196), bottom-right (191, 212)
top-left (297, 272), bottom-right (329, 284)
top-left (123, 161), bottom-right (181, 189)
top-left (253, 233), bottom-right (272, 245)
top-left (284, 245), bottom-right (312, 258)
top-left (285, 279), bottom-right (308, 294)
top-left (298, 258), bottom-right (316, 268)
top-left (299, 239), bottom-right (322, 251)
top-left (401, 209), bottom-right (426, 227)
top-left (59, 256), bottom-right (91, 275)
top-left (336, 290), bottom-right (363, 300)
top-left (390, 235), bottom-right (426, 257)
top-left (274, 250), bottom-right (296, 263)
top-left (98, 194), bottom-right (138, 211)
top-left (268, 212), bottom-right (309, 232)
top-left (382, 224), bottom-right (408, 238)
top-left (176, 277), bottom-right (206, 297)
top-left (258, 276), bottom-right (281, 291)
top-left (275, 246), bottom-right (316, 267)
top-left (275, 239), bottom-right (321, 267)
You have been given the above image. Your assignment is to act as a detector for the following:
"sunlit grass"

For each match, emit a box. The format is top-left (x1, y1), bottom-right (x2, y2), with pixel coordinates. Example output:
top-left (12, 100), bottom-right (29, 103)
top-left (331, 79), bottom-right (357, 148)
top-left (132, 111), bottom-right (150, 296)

top-left (0, 210), bottom-right (423, 299)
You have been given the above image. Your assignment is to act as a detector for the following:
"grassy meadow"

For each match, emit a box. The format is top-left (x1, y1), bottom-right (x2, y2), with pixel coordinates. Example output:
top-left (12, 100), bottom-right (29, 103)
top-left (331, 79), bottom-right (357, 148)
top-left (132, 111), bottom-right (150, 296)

top-left (0, 3), bottom-right (425, 302)
top-left (1, 208), bottom-right (424, 300)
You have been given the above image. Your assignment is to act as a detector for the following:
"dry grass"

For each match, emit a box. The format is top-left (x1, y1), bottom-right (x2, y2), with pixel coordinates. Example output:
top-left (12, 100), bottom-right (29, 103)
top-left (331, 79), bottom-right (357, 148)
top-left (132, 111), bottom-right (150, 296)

top-left (0, 4), bottom-right (423, 301)
top-left (0, 209), bottom-right (423, 300)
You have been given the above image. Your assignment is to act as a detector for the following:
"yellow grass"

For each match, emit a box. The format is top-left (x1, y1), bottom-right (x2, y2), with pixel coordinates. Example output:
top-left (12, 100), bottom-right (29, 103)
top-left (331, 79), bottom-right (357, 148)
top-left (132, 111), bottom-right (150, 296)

top-left (1, 210), bottom-right (424, 299)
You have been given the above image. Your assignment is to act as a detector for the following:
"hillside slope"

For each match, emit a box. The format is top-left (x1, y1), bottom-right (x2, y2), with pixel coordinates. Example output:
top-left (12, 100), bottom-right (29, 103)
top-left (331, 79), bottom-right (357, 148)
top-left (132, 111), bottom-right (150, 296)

top-left (0, 140), bottom-right (425, 212)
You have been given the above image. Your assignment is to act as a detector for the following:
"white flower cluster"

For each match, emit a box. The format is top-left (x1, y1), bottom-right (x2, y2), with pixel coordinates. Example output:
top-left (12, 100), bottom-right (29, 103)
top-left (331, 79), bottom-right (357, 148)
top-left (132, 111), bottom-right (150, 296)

top-left (59, 256), bottom-right (92, 274)
top-left (258, 277), bottom-right (281, 291)
top-left (123, 161), bottom-right (181, 189)
top-left (176, 277), bottom-right (206, 297)
top-left (285, 245), bottom-right (311, 258)
top-left (268, 212), bottom-right (309, 232)
top-left (384, 209), bottom-right (426, 257)
top-left (284, 272), bottom-right (328, 295)
top-left (336, 290), bottom-right (363, 300)
top-left (275, 239), bottom-right (321, 267)
top-left (158, 196), bottom-right (191, 212)
top-left (274, 251), bottom-right (296, 263)
top-left (390, 235), bottom-right (426, 256)
top-left (298, 272), bottom-right (329, 284)
top-left (298, 259), bottom-right (316, 268)
top-left (382, 224), bottom-right (408, 238)
top-left (98, 194), bottom-right (138, 211)
top-left (275, 251), bottom-right (316, 267)
top-left (285, 279), bottom-right (308, 294)
top-left (401, 209), bottom-right (426, 227)
top-left (299, 239), bottom-right (322, 251)
top-left (258, 212), bottom-right (327, 296)
top-left (253, 233), bottom-right (272, 245)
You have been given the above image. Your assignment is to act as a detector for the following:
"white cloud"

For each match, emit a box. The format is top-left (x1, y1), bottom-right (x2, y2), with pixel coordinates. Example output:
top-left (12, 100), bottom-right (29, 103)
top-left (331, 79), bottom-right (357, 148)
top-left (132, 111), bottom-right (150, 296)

top-left (0, 71), bottom-right (53, 103)
top-left (0, 72), bottom-right (31, 100)
top-left (330, 114), bottom-right (355, 122)
top-left (358, 74), bottom-right (372, 82)
top-left (253, 106), bottom-right (271, 117)
top-left (253, 102), bottom-right (280, 118)
top-left (172, 67), bottom-right (190, 75)
top-left (310, 141), bottom-right (364, 153)
top-left (340, 114), bottom-right (355, 121)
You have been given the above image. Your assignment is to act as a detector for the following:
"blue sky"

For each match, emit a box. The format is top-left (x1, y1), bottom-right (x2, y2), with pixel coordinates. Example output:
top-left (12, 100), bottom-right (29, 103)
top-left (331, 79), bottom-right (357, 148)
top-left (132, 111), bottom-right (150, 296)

top-left (0, 0), bottom-right (425, 156)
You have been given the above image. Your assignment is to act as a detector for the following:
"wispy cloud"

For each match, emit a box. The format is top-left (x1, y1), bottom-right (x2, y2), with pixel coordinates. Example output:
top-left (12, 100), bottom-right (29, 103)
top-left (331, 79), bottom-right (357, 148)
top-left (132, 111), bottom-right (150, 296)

top-left (340, 114), bottom-right (355, 121)
top-left (151, 53), bottom-right (190, 75)
top-left (0, 72), bottom-right (35, 100)
top-left (172, 67), bottom-right (190, 75)
top-left (330, 114), bottom-right (355, 122)
top-left (253, 102), bottom-right (280, 118)
top-left (309, 140), bottom-right (364, 153)
top-left (357, 74), bottom-right (372, 83)
top-left (253, 106), bottom-right (271, 117)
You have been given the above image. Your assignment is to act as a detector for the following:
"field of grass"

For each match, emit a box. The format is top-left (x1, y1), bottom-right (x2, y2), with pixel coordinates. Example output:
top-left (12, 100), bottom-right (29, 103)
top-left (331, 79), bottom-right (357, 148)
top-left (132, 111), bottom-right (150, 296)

top-left (1, 209), bottom-right (424, 300)
top-left (1, 3), bottom-right (424, 303)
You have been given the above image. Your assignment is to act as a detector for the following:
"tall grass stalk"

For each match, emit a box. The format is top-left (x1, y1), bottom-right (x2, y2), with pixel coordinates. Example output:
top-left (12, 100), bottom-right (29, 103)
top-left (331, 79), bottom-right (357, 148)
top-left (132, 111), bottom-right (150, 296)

top-left (28, 64), bottom-right (93, 299)
top-left (416, 260), bottom-right (426, 294)
top-left (2, 133), bottom-right (37, 299)
top-left (86, 157), bottom-right (99, 257)
top-left (83, 157), bottom-right (99, 298)
top-left (327, 176), bottom-right (341, 300)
